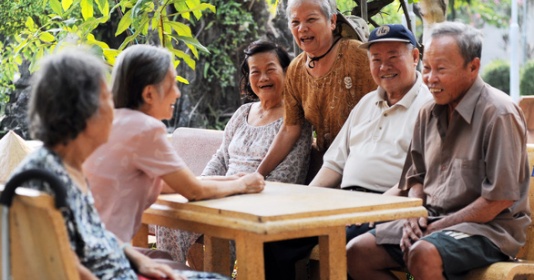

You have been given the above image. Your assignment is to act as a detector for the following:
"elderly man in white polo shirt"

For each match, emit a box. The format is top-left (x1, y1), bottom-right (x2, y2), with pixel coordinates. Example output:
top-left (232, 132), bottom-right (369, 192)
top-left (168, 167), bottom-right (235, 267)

top-left (309, 23), bottom-right (432, 240)
top-left (310, 24), bottom-right (431, 194)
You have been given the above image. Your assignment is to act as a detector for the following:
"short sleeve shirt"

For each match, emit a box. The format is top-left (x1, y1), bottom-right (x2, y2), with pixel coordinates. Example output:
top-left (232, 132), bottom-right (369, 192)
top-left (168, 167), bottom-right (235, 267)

top-left (322, 72), bottom-right (432, 192)
top-left (284, 39), bottom-right (377, 152)
top-left (377, 78), bottom-right (531, 257)
top-left (84, 109), bottom-right (186, 242)
top-left (12, 148), bottom-right (136, 279)
top-left (201, 103), bottom-right (312, 184)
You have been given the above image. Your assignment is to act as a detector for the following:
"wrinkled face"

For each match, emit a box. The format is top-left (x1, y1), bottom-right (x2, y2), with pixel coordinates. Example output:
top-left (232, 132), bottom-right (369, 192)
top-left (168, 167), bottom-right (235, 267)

top-left (422, 36), bottom-right (479, 108)
top-left (88, 81), bottom-right (114, 146)
top-left (288, 0), bottom-right (336, 55)
top-left (151, 66), bottom-right (181, 121)
top-left (248, 51), bottom-right (285, 100)
top-left (368, 42), bottom-right (419, 96)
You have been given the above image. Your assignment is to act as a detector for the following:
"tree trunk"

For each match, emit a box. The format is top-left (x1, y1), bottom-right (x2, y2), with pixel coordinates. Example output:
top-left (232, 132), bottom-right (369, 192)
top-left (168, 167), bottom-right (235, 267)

top-left (418, 0), bottom-right (448, 44)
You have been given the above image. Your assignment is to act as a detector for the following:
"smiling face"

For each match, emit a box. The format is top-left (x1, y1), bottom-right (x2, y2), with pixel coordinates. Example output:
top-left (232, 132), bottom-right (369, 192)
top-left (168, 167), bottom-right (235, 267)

top-left (422, 35), bottom-right (480, 109)
top-left (247, 51), bottom-right (285, 101)
top-left (288, 0), bottom-right (336, 56)
top-left (368, 41), bottom-right (419, 98)
top-left (140, 66), bottom-right (181, 120)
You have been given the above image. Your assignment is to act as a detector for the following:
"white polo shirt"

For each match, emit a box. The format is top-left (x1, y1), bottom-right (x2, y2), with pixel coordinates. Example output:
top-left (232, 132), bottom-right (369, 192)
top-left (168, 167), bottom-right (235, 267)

top-left (322, 72), bottom-right (432, 192)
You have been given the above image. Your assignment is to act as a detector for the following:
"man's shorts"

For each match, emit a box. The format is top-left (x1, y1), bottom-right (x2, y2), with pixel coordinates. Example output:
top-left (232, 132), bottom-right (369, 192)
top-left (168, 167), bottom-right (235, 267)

top-left (372, 230), bottom-right (510, 280)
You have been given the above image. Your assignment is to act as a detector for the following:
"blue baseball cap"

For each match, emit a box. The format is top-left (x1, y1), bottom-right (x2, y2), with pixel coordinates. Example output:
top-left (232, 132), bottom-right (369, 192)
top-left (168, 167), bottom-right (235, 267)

top-left (359, 24), bottom-right (417, 49)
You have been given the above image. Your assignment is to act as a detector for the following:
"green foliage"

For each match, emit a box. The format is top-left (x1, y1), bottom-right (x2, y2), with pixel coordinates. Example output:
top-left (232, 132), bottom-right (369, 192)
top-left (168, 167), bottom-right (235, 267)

top-left (521, 61), bottom-right (534, 96)
top-left (449, 0), bottom-right (511, 28)
top-left (202, 0), bottom-right (258, 89)
top-left (0, 0), bottom-right (214, 102)
top-left (482, 59), bottom-right (510, 95)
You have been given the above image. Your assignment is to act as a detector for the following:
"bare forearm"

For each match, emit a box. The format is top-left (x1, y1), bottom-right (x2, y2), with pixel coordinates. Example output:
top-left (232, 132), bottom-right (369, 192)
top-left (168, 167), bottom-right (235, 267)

top-left (257, 124), bottom-right (301, 177)
top-left (308, 167), bottom-right (342, 188)
top-left (428, 197), bottom-right (513, 232)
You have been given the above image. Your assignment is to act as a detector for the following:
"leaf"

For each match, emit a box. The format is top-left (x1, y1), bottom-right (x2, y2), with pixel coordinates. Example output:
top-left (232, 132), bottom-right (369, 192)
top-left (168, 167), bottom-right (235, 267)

top-left (39, 32), bottom-right (56, 43)
top-left (80, 0), bottom-right (94, 20)
top-left (165, 21), bottom-right (192, 37)
top-left (170, 48), bottom-right (195, 70)
top-left (176, 75), bottom-right (189, 85)
top-left (25, 17), bottom-right (37, 31)
top-left (95, 0), bottom-right (109, 16)
top-left (115, 9), bottom-right (133, 36)
top-left (49, 0), bottom-right (63, 15)
top-left (103, 48), bottom-right (120, 65)
top-left (86, 33), bottom-right (110, 50)
top-left (170, 34), bottom-right (209, 54)
top-left (62, 0), bottom-right (73, 11)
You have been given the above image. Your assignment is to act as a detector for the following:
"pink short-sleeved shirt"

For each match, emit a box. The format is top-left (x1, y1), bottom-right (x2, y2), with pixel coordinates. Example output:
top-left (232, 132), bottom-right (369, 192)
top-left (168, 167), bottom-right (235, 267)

top-left (84, 109), bottom-right (186, 242)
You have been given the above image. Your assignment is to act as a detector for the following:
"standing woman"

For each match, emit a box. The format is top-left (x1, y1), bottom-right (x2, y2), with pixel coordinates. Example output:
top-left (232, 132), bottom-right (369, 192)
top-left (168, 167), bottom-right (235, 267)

top-left (257, 0), bottom-right (376, 180)
top-left (83, 45), bottom-right (265, 246)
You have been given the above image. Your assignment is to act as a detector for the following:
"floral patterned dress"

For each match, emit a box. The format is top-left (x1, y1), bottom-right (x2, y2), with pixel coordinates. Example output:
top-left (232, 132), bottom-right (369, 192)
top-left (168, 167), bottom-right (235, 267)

top-left (156, 102), bottom-right (312, 262)
top-left (12, 148), bottom-right (136, 279)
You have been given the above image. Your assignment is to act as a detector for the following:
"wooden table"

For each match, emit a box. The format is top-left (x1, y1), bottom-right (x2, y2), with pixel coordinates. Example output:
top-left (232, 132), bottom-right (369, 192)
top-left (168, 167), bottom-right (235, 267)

top-left (141, 182), bottom-right (427, 280)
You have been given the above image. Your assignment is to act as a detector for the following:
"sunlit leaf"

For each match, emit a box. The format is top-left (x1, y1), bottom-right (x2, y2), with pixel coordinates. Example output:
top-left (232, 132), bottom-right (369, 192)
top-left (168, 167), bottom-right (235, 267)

top-left (103, 48), bottom-right (120, 65)
top-left (115, 9), bottom-right (133, 36)
top-left (166, 21), bottom-right (192, 36)
top-left (49, 0), bottom-right (63, 15)
top-left (176, 75), bottom-right (189, 84)
top-left (62, 0), bottom-right (73, 11)
top-left (39, 32), bottom-right (56, 42)
top-left (81, 0), bottom-right (94, 20)
top-left (170, 48), bottom-right (195, 70)
top-left (25, 17), bottom-right (37, 31)
top-left (96, 0), bottom-right (109, 16)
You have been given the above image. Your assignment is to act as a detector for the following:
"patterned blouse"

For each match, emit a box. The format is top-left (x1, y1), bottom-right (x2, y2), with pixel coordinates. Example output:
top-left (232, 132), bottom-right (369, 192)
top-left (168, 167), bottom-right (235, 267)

top-left (202, 102), bottom-right (312, 183)
top-left (157, 102), bottom-right (312, 262)
top-left (12, 148), bottom-right (136, 280)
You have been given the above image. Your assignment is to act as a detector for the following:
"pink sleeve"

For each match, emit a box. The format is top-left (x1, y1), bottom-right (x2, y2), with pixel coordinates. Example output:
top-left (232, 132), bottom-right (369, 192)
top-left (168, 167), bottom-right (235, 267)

top-left (132, 125), bottom-right (186, 178)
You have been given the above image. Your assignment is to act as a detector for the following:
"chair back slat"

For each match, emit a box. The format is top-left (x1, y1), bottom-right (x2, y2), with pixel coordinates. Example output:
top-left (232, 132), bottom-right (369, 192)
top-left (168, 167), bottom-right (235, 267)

top-left (0, 188), bottom-right (79, 280)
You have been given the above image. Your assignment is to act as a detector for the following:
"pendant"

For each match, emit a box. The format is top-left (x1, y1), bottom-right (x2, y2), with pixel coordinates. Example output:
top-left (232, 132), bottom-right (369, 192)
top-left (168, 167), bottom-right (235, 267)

top-left (344, 76), bottom-right (353, 89)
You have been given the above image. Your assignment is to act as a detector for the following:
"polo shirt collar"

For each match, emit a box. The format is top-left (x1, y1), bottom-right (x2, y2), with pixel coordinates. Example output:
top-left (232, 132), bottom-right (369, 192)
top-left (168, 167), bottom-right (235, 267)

top-left (376, 71), bottom-right (424, 109)
top-left (431, 76), bottom-right (484, 124)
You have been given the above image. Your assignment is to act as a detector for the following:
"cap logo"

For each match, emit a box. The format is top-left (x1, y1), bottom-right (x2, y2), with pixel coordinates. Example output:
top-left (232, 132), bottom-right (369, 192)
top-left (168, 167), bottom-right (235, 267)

top-left (376, 26), bottom-right (390, 37)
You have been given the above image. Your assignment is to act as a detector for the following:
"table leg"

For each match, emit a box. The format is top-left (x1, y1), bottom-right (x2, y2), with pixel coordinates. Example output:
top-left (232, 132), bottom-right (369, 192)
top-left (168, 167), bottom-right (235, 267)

top-left (204, 235), bottom-right (231, 276)
top-left (235, 233), bottom-right (265, 280)
top-left (318, 228), bottom-right (347, 280)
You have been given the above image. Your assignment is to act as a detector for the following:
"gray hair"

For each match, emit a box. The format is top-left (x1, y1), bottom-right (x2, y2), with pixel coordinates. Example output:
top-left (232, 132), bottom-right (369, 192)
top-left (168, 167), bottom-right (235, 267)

top-left (28, 48), bottom-right (108, 147)
top-left (429, 21), bottom-right (483, 66)
top-left (112, 44), bottom-right (173, 109)
top-left (286, 0), bottom-right (337, 21)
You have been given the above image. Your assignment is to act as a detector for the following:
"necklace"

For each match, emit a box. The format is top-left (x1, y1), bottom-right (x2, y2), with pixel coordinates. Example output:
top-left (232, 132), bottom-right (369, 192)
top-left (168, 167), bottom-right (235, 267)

top-left (307, 36), bottom-right (342, 69)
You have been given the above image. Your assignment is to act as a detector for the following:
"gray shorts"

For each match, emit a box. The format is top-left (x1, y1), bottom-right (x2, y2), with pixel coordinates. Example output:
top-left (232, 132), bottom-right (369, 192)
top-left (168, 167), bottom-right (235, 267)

top-left (373, 230), bottom-right (509, 280)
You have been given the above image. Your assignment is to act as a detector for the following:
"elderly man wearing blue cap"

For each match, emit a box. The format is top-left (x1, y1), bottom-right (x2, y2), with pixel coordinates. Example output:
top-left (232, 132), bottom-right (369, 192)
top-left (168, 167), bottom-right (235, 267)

top-left (263, 23), bottom-right (432, 280)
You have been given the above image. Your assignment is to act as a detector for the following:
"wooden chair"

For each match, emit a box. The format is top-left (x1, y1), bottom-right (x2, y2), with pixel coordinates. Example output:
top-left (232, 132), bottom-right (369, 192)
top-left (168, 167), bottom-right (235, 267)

top-left (520, 96), bottom-right (534, 144)
top-left (463, 144), bottom-right (534, 280)
top-left (0, 169), bottom-right (79, 280)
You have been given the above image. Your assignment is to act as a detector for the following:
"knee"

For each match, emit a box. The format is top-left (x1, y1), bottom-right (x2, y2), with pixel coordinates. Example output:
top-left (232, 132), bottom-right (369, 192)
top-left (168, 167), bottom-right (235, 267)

top-left (346, 233), bottom-right (374, 268)
top-left (406, 240), bottom-right (442, 271)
